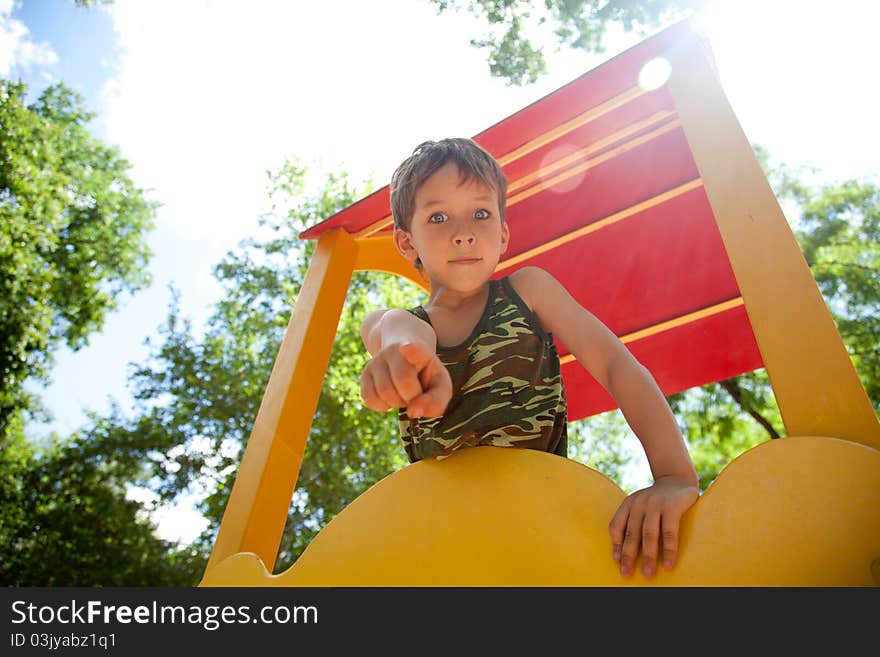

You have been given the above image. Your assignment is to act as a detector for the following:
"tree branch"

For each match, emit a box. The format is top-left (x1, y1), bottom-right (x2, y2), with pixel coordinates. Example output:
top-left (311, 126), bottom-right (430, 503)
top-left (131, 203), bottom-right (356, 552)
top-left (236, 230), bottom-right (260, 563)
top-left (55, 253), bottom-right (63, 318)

top-left (811, 260), bottom-right (879, 275)
top-left (719, 378), bottom-right (782, 439)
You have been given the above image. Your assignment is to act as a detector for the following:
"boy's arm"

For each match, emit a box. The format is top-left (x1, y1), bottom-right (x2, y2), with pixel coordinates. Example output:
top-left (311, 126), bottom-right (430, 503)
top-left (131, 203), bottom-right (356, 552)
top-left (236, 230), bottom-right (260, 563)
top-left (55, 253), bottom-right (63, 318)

top-left (359, 309), bottom-right (451, 418)
top-left (361, 308), bottom-right (437, 356)
top-left (511, 266), bottom-right (699, 578)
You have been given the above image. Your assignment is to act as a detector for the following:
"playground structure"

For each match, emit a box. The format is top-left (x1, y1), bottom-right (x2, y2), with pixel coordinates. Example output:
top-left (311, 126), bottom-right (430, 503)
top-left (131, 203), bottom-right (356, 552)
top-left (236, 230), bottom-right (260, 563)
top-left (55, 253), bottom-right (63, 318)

top-left (200, 20), bottom-right (880, 586)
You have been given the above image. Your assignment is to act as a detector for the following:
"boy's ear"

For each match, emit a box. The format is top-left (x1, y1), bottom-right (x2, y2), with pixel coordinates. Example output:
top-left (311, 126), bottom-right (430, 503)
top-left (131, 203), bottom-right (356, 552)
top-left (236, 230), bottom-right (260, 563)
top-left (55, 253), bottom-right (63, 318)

top-left (500, 221), bottom-right (510, 254)
top-left (393, 227), bottom-right (419, 264)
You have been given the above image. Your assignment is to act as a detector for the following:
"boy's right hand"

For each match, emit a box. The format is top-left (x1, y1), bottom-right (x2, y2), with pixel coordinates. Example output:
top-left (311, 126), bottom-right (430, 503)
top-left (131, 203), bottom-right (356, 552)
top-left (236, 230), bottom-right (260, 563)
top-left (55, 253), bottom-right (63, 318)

top-left (360, 341), bottom-right (452, 418)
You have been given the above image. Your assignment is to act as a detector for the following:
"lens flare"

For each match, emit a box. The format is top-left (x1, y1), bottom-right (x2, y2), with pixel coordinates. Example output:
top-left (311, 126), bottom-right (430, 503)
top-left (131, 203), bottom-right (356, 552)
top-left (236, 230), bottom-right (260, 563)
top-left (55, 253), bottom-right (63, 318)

top-left (638, 57), bottom-right (672, 91)
top-left (538, 143), bottom-right (587, 195)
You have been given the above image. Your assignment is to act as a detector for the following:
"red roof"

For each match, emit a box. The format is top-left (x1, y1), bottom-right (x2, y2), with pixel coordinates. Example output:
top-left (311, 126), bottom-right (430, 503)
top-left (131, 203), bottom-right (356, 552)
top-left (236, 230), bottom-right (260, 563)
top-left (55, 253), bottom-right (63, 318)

top-left (299, 19), bottom-right (763, 422)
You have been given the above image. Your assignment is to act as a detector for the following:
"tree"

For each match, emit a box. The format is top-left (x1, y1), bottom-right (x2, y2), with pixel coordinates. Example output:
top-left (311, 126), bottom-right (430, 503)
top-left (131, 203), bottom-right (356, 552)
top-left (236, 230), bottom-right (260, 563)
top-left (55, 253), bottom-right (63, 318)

top-left (786, 179), bottom-right (880, 407)
top-left (0, 80), bottom-right (157, 438)
top-left (1, 159), bottom-right (424, 585)
top-left (0, 424), bottom-right (201, 586)
top-left (429, 0), bottom-right (701, 85)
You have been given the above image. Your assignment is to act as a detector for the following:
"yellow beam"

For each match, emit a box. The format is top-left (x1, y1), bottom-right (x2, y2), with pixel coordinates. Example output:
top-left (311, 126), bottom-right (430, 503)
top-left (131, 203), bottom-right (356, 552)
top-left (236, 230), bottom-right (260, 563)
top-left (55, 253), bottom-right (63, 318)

top-left (507, 111), bottom-right (678, 195)
top-left (559, 298), bottom-right (745, 365)
top-left (496, 178), bottom-right (703, 273)
top-left (496, 86), bottom-right (648, 166)
top-left (204, 228), bottom-right (358, 575)
top-left (504, 117), bottom-right (682, 207)
top-left (666, 33), bottom-right (880, 447)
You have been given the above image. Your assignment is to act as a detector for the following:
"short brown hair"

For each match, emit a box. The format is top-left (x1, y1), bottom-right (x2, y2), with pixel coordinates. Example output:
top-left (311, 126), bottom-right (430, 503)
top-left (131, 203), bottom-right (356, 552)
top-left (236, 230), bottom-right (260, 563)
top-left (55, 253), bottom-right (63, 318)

top-left (389, 138), bottom-right (508, 230)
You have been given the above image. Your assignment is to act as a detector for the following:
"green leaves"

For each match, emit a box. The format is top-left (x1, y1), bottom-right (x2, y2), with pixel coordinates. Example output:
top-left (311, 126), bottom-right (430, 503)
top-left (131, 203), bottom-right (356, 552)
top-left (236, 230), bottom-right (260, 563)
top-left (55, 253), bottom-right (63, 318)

top-left (429, 0), bottom-right (702, 85)
top-left (793, 179), bottom-right (880, 406)
top-left (0, 79), bottom-right (156, 436)
top-left (0, 77), bottom-right (164, 584)
top-left (0, 423), bottom-right (200, 586)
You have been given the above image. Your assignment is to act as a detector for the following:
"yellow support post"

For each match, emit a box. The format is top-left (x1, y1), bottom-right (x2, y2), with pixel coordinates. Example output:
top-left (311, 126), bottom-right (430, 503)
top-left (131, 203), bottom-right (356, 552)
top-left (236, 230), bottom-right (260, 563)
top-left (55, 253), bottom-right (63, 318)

top-left (203, 228), bottom-right (357, 576)
top-left (665, 29), bottom-right (880, 448)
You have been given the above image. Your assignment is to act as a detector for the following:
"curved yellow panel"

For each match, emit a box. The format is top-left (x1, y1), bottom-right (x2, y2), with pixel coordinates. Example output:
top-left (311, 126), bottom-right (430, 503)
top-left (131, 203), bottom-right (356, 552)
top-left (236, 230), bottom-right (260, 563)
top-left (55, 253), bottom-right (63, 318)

top-left (200, 436), bottom-right (880, 587)
top-left (353, 235), bottom-right (430, 293)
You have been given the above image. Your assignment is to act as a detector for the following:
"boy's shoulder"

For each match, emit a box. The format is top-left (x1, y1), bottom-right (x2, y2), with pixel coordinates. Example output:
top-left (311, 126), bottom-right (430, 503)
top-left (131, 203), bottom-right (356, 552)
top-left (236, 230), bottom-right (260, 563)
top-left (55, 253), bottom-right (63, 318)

top-left (508, 265), bottom-right (548, 285)
top-left (507, 266), bottom-right (559, 306)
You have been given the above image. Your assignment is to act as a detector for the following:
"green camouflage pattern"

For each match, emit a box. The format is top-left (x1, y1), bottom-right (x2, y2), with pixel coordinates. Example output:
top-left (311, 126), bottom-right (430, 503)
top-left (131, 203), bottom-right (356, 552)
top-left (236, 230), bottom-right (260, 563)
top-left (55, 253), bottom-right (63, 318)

top-left (399, 277), bottom-right (568, 462)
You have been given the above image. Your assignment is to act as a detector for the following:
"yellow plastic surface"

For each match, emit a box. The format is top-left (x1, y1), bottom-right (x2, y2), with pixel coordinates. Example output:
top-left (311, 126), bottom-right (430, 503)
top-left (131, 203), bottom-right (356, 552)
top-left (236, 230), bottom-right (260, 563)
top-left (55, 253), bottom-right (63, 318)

top-left (201, 436), bottom-right (880, 587)
top-left (353, 235), bottom-right (429, 293)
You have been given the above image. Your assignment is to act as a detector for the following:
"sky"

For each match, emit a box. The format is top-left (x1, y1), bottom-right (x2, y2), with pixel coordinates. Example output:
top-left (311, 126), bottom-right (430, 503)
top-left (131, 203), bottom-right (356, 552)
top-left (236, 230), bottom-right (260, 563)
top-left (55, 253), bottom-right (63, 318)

top-left (3, 0), bottom-right (879, 542)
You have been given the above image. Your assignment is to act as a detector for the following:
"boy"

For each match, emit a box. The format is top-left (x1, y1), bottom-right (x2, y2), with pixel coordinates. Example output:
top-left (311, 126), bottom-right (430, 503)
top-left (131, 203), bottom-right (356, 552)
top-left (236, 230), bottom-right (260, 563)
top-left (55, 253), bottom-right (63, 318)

top-left (360, 138), bottom-right (699, 579)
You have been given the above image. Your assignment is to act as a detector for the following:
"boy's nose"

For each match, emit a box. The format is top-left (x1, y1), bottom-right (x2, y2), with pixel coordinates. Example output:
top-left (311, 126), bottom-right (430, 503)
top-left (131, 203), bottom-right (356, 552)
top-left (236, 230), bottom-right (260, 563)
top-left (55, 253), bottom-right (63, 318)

top-left (453, 233), bottom-right (476, 245)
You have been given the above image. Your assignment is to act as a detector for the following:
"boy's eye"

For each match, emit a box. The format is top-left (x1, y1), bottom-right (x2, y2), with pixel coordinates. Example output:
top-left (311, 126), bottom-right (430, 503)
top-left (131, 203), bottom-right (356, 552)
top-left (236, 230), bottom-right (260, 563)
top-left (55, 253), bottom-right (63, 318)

top-left (474, 208), bottom-right (490, 220)
top-left (428, 212), bottom-right (447, 224)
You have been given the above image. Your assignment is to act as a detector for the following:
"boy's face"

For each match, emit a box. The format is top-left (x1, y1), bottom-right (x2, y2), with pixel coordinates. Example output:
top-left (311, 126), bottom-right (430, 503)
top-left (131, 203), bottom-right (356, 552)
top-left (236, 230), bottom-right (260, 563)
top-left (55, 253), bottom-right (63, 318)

top-left (394, 162), bottom-right (509, 294)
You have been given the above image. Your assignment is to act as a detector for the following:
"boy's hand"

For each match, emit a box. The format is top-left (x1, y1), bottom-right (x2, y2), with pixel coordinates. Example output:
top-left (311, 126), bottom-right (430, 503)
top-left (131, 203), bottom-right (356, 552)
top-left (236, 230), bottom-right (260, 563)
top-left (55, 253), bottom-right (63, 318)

top-left (360, 341), bottom-right (452, 418)
top-left (608, 475), bottom-right (699, 578)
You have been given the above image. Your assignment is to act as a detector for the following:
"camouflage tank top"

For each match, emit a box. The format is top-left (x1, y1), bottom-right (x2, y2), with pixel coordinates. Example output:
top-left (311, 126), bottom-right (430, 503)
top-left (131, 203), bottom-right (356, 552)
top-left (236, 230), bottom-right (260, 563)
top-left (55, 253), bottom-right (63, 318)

top-left (398, 276), bottom-right (568, 463)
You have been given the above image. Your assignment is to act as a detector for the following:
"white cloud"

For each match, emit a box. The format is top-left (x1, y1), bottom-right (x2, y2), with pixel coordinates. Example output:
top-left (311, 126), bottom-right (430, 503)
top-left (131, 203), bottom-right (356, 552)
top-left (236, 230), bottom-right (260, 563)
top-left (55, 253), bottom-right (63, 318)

top-left (152, 498), bottom-right (210, 544)
top-left (100, 0), bottom-right (600, 244)
top-left (127, 485), bottom-right (209, 544)
top-left (0, 0), bottom-right (58, 76)
top-left (99, 0), bottom-right (880, 253)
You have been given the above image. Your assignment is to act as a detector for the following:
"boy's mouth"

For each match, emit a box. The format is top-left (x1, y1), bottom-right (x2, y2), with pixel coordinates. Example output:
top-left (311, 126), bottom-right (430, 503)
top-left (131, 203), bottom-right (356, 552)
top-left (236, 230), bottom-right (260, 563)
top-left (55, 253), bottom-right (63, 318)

top-left (449, 257), bottom-right (482, 264)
